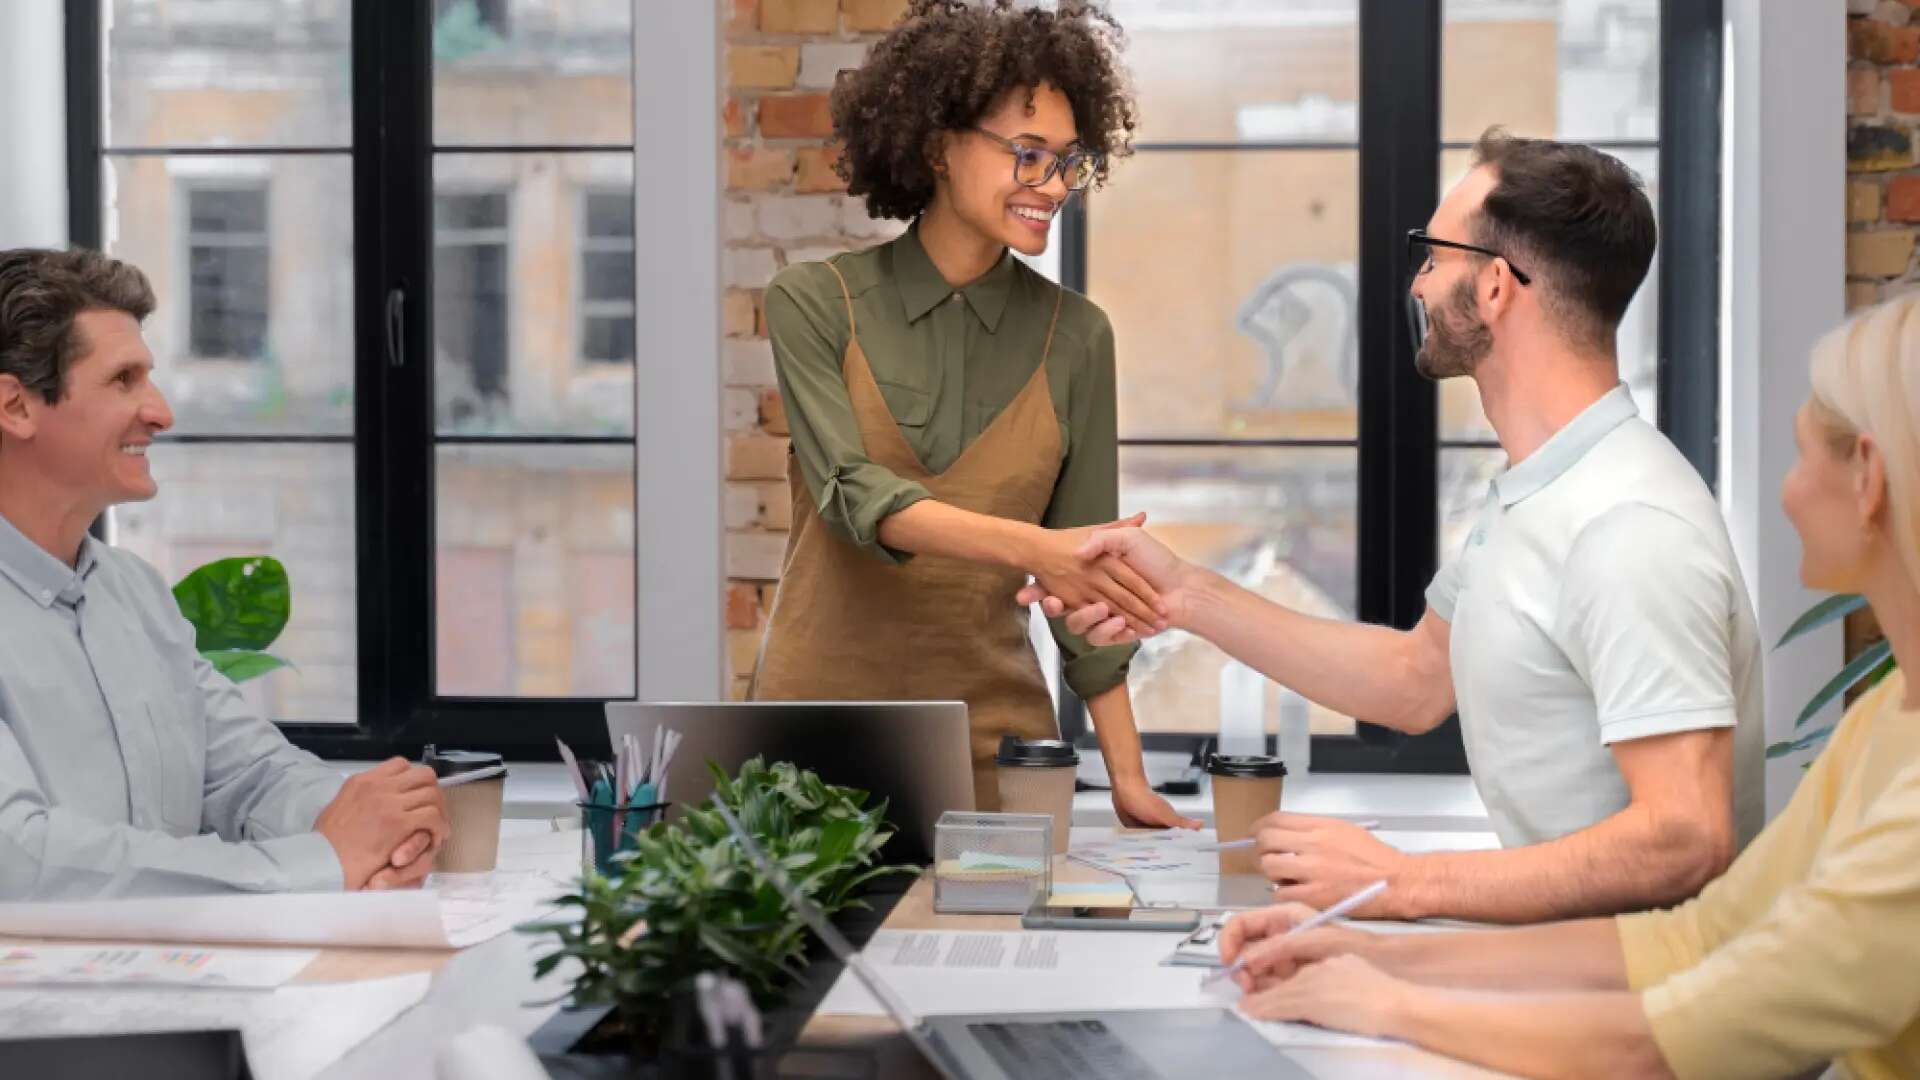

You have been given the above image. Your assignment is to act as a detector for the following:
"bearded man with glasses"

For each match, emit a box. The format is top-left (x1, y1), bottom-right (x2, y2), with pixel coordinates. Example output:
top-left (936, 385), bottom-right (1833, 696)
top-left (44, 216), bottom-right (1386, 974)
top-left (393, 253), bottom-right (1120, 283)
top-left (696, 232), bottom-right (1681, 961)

top-left (1022, 128), bottom-right (1765, 925)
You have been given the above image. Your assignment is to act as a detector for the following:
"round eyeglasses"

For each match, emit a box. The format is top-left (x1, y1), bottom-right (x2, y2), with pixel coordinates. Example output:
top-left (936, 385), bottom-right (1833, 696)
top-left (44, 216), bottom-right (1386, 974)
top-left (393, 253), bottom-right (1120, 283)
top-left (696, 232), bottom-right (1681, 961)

top-left (971, 127), bottom-right (1100, 192)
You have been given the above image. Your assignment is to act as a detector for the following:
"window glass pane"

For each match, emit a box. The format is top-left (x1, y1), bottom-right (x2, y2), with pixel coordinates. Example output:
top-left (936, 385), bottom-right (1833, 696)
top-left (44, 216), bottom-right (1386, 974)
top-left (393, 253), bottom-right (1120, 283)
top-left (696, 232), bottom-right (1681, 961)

top-left (1434, 148), bottom-right (1658, 441)
top-left (1089, 150), bottom-right (1359, 440)
top-left (1119, 447), bottom-right (1357, 737)
top-left (435, 445), bottom-right (636, 698)
top-left (112, 444), bottom-right (359, 724)
top-left (1107, 0), bottom-right (1358, 144)
top-left (1442, 0), bottom-right (1660, 144)
top-left (104, 0), bottom-right (352, 149)
top-left (432, 0), bottom-right (633, 145)
top-left (433, 153), bottom-right (634, 435)
top-left (105, 155), bottom-right (355, 436)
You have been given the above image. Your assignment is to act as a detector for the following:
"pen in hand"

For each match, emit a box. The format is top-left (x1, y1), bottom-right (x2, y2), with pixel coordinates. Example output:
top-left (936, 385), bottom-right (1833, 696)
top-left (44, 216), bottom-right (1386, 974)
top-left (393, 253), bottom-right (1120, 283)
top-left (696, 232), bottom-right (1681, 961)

top-left (1201, 878), bottom-right (1388, 995)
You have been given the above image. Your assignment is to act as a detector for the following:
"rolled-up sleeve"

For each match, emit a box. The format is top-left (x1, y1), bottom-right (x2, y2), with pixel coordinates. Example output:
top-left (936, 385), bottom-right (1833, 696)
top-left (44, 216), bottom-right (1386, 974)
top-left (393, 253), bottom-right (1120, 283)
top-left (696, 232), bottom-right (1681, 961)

top-left (766, 264), bottom-right (933, 565)
top-left (1041, 311), bottom-right (1139, 700)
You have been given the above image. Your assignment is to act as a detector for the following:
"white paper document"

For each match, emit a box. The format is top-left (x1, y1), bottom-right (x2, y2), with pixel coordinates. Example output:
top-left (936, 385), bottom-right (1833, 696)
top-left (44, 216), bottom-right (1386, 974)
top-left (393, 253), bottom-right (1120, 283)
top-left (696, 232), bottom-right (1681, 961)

top-left (0, 972), bottom-right (431, 1080)
top-left (817, 929), bottom-right (1395, 1051)
top-left (0, 945), bottom-right (316, 989)
top-left (0, 829), bottom-right (580, 950)
top-left (1376, 830), bottom-right (1500, 854)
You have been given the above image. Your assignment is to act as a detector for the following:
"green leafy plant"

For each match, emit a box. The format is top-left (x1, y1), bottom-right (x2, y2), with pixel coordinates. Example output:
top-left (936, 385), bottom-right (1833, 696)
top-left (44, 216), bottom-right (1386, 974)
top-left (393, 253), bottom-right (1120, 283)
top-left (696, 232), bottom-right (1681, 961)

top-left (1767, 593), bottom-right (1895, 762)
top-left (172, 556), bottom-right (295, 683)
top-left (522, 758), bottom-right (910, 1053)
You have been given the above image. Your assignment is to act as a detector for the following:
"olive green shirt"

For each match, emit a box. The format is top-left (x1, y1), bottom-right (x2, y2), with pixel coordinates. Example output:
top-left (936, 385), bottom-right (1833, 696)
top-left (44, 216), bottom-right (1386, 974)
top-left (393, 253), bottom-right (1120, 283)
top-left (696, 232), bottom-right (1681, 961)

top-left (764, 224), bottom-right (1138, 699)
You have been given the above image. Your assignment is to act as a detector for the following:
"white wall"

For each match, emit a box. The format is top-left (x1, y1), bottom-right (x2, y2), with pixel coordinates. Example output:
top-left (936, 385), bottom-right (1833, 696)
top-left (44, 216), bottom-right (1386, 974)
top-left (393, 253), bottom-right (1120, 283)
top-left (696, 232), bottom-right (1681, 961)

top-left (1721, 0), bottom-right (1847, 816)
top-left (0, 0), bottom-right (68, 249)
top-left (632, 2), bottom-right (725, 700)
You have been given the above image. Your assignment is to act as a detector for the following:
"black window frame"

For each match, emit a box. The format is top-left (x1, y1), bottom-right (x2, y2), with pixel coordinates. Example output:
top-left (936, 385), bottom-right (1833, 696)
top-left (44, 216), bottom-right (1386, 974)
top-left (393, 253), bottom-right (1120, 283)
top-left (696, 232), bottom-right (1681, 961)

top-left (1055, 0), bottom-right (1723, 774)
top-left (66, 0), bottom-right (640, 762)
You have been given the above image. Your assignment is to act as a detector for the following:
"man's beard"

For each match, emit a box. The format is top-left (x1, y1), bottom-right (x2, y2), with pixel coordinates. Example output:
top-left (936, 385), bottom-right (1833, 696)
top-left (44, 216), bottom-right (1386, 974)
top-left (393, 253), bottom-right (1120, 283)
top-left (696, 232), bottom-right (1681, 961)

top-left (1414, 274), bottom-right (1493, 380)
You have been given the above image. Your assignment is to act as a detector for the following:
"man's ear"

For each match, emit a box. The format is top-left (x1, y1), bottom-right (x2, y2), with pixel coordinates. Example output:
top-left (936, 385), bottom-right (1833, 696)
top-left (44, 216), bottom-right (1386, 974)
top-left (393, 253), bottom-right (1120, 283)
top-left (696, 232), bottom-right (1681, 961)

top-left (0, 374), bottom-right (36, 444)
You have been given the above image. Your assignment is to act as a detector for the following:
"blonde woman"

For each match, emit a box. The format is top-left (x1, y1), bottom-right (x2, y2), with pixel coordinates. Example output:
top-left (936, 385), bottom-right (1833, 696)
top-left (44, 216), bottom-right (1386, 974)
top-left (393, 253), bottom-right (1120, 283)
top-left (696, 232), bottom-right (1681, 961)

top-left (1214, 296), bottom-right (1920, 1080)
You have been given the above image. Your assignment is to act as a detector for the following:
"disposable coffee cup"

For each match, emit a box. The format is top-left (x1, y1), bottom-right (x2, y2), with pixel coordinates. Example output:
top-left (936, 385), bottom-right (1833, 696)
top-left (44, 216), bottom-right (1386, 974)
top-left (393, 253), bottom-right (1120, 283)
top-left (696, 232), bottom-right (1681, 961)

top-left (1206, 753), bottom-right (1286, 875)
top-left (994, 736), bottom-right (1078, 855)
top-left (424, 746), bottom-right (507, 872)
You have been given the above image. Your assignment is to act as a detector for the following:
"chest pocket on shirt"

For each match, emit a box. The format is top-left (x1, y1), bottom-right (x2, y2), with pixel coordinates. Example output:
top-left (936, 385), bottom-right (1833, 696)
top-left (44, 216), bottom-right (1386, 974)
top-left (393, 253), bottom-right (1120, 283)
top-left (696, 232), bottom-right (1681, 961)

top-left (146, 692), bottom-right (208, 835)
top-left (874, 381), bottom-right (931, 429)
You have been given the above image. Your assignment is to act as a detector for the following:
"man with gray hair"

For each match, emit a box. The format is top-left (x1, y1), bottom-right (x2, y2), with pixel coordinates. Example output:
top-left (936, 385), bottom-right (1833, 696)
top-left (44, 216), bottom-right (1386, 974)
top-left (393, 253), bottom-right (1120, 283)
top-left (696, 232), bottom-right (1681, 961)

top-left (0, 247), bottom-right (446, 899)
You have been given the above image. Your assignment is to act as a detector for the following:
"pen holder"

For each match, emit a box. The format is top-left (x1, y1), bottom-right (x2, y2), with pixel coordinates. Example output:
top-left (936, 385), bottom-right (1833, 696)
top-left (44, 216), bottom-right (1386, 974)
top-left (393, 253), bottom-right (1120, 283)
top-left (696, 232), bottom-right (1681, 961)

top-left (578, 800), bottom-right (670, 878)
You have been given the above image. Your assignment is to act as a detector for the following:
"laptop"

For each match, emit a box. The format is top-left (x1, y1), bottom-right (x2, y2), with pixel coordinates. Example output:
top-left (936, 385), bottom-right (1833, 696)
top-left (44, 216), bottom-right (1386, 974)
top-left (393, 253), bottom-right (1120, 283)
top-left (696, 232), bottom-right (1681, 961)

top-left (711, 800), bottom-right (1304, 1080)
top-left (605, 701), bottom-right (974, 865)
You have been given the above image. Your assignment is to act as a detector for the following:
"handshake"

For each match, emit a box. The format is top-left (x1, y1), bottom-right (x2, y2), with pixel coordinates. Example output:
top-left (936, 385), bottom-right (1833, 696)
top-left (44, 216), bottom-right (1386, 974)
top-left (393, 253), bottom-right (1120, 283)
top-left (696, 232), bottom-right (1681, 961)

top-left (1014, 513), bottom-right (1198, 644)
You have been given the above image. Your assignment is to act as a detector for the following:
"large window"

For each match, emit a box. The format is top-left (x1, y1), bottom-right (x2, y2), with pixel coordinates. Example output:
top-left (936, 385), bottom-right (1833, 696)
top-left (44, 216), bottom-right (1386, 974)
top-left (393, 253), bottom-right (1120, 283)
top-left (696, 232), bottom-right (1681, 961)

top-left (1058, 0), bottom-right (1719, 772)
top-left (71, 0), bottom-right (640, 756)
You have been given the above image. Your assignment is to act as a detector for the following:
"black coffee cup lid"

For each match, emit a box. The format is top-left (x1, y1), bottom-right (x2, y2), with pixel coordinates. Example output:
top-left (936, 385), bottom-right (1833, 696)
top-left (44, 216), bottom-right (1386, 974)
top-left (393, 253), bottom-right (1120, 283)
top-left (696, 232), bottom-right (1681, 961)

top-left (1205, 753), bottom-right (1286, 779)
top-left (422, 745), bottom-right (507, 778)
top-left (995, 736), bottom-right (1079, 768)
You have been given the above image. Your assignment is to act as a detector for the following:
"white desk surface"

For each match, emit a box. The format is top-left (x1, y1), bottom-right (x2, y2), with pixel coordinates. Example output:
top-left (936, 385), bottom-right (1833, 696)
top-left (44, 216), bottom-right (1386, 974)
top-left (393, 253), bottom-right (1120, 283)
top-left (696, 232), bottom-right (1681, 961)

top-left (303, 778), bottom-right (1498, 1078)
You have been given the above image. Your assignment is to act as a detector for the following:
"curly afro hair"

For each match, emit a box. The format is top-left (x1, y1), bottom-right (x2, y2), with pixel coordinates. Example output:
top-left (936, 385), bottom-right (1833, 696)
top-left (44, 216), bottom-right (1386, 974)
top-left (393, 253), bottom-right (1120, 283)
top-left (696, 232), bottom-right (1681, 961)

top-left (830, 0), bottom-right (1137, 221)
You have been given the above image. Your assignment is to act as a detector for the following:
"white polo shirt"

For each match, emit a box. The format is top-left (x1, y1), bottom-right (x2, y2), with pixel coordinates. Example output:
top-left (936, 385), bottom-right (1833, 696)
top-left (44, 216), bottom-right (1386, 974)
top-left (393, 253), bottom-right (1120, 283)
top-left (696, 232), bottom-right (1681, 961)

top-left (1427, 385), bottom-right (1764, 850)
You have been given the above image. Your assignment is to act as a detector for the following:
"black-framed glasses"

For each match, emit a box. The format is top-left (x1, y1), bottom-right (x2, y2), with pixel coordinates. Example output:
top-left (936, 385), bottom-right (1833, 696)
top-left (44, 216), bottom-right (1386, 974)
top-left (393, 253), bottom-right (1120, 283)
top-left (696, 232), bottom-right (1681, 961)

top-left (1406, 228), bottom-right (1532, 286)
top-left (971, 127), bottom-right (1100, 192)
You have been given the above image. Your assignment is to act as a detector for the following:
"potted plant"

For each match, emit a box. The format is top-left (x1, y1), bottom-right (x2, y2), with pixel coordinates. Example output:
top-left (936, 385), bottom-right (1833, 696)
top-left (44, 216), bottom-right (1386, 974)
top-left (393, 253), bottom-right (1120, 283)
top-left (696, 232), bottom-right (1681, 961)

top-left (522, 757), bottom-right (910, 1059)
top-left (173, 555), bottom-right (295, 683)
top-left (1769, 593), bottom-right (1895, 764)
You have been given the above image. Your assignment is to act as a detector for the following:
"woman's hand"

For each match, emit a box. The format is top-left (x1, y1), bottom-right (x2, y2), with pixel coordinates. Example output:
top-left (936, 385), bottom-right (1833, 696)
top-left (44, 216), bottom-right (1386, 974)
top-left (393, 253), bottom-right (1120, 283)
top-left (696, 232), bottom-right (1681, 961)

top-left (1111, 779), bottom-right (1203, 829)
top-left (1218, 902), bottom-right (1373, 986)
top-left (1236, 954), bottom-right (1413, 1041)
top-left (1022, 514), bottom-right (1168, 636)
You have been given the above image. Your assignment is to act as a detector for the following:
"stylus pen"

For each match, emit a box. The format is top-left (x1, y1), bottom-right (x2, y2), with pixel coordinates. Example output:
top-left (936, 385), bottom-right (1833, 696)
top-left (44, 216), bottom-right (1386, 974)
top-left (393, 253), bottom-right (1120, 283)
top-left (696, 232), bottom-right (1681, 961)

top-left (437, 765), bottom-right (507, 789)
top-left (1201, 878), bottom-right (1388, 991)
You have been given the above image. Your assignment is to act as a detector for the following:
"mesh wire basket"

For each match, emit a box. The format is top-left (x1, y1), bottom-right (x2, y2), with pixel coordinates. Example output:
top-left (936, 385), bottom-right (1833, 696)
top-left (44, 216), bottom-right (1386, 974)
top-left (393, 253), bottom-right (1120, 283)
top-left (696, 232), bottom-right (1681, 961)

top-left (933, 811), bottom-right (1053, 914)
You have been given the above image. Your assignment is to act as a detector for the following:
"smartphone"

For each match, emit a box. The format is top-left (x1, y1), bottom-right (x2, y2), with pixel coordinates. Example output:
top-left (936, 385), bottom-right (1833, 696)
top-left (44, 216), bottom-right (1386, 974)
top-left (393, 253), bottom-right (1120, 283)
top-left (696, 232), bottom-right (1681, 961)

top-left (1020, 898), bottom-right (1200, 932)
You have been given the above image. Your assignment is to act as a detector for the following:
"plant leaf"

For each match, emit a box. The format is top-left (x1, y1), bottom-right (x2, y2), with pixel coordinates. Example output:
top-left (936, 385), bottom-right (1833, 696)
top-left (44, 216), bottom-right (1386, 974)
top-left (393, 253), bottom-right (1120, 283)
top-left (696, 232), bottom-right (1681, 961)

top-left (1794, 638), bottom-right (1893, 729)
top-left (172, 556), bottom-right (291, 651)
top-left (1767, 726), bottom-right (1836, 759)
top-left (203, 649), bottom-right (294, 683)
top-left (1775, 593), bottom-right (1866, 650)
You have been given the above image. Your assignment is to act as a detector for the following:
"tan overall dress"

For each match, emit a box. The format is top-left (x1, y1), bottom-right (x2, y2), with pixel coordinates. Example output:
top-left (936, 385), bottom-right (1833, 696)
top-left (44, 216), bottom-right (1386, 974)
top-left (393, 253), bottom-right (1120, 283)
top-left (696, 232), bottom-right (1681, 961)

top-left (750, 261), bottom-right (1065, 810)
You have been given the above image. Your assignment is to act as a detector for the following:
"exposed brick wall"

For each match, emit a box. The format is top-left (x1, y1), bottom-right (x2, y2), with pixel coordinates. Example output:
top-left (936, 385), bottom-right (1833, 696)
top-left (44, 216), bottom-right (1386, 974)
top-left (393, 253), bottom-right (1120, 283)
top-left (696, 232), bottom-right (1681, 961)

top-left (1843, 0), bottom-right (1916, 671)
top-left (720, 0), bottom-right (909, 699)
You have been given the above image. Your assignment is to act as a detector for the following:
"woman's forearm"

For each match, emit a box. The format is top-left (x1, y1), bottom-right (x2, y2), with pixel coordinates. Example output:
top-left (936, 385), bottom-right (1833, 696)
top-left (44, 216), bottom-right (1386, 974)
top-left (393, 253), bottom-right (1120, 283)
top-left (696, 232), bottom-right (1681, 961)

top-left (1371, 917), bottom-right (1631, 992)
top-left (1084, 684), bottom-right (1149, 786)
top-left (1391, 987), bottom-right (1671, 1080)
top-left (877, 499), bottom-right (1036, 567)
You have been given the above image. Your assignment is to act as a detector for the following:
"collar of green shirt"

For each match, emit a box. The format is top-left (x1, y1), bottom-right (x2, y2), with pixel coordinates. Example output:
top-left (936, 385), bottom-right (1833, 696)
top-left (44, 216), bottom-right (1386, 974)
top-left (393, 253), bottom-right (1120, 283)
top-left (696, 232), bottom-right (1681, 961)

top-left (891, 222), bottom-right (1016, 332)
top-left (1492, 382), bottom-right (1639, 508)
top-left (0, 510), bottom-right (100, 609)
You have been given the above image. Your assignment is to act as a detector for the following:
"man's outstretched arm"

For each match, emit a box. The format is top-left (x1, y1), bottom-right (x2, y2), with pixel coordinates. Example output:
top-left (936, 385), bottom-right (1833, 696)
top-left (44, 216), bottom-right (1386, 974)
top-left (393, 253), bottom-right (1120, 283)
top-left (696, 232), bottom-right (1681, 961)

top-left (1022, 527), bottom-right (1458, 734)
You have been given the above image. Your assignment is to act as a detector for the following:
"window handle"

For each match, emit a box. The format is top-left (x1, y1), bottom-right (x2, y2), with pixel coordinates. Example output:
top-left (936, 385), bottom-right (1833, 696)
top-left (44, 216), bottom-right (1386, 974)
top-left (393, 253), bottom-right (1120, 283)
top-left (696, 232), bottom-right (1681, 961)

top-left (385, 285), bottom-right (406, 369)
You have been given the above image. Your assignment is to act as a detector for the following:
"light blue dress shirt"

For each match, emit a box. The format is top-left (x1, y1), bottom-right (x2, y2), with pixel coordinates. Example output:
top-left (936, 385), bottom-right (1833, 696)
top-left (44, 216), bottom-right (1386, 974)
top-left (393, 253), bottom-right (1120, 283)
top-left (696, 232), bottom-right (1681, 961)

top-left (0, 512), bottom-right (346, 899)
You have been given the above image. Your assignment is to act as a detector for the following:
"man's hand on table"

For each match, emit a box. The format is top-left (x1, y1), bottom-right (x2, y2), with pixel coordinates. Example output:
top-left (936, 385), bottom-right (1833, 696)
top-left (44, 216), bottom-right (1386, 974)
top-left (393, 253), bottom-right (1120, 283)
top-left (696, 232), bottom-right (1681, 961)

top-left (1254, 812), bottom-right (1409, 918)
top-left (314, 757), bottom-right (450, 890)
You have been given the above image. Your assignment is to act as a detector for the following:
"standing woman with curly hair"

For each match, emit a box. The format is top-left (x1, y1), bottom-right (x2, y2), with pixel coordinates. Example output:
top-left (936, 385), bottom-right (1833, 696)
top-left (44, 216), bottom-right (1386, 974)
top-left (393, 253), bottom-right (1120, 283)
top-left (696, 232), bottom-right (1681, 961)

top-left (750, 0), bottom-right (1195, 827)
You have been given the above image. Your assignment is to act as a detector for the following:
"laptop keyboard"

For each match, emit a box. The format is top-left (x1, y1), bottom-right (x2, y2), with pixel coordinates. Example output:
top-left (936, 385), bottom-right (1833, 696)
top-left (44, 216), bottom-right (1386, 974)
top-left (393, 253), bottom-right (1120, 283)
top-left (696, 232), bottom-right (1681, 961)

top-left (969, 1019), bottom-right (1162, 1080)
